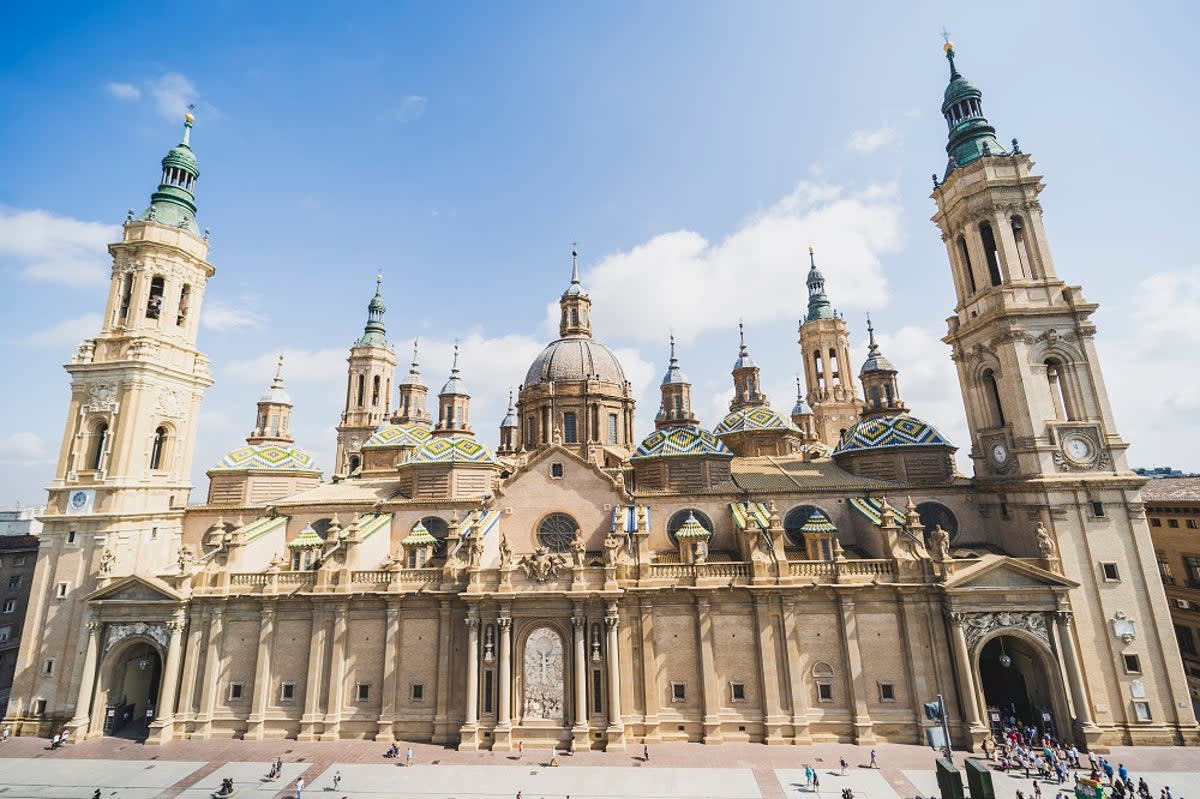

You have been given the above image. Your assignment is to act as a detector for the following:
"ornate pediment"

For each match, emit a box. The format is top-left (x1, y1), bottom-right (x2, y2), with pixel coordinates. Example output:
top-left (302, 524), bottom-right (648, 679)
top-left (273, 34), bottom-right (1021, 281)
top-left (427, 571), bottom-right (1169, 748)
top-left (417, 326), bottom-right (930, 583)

top-left (85, 574), bottom-right (184, 603)
top-left (943, 554), bottom-right (1078, 591)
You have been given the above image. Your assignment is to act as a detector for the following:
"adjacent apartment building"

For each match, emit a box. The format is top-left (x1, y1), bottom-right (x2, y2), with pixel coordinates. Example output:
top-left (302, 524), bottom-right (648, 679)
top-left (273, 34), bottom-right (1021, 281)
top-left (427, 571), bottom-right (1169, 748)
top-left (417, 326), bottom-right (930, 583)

top-left (0, 508), bottom-right (42, 712)
top-left (1144, 477), bottom-right (1200, 718)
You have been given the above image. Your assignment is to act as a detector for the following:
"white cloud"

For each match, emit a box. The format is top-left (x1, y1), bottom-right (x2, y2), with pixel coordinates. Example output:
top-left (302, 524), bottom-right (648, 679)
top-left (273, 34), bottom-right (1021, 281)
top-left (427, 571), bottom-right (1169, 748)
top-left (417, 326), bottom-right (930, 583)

top-left (0, 432), bottom-right (45, 460)
top-left (105, 81), bottom-right (140, 101)
top-left (847, 126), bottom-right (898, 155)
top-left (201, 299), bottom-right (261, 332)
top-left (396, 95), bottom-right (427, 122)
top-left (23, 313), bottom-right (102, 349)
top-left (0, 208), bottom-right (119, 286)
top-left (226, 347), bottom-right (349, 384)
top-left (562, 182), bottom-right (903, 344)
top-left (150, 72), bottom-right (198, 121)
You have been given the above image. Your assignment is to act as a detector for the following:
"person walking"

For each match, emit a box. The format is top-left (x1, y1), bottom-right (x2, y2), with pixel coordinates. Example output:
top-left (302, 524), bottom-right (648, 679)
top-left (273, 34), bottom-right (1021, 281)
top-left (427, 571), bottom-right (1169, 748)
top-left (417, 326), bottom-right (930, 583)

top-left (869, 749), bottom-right (878, 769)
top-left (840, 757), bottom-right (848, 775)
top-left (294, 776), bottom-right (304, 799)
top-left (332, 771), bottom-right (341, 790)
top-left (91, 791), bottom-right (101, 799)
top-left (643, 743), bottom-right (649, 762)
top-left (2, 724), bottom-right (9, 742)
top-left (405, 746), bottom-right (414, 767)
top-left (812, 771), bottom-right (820, 792)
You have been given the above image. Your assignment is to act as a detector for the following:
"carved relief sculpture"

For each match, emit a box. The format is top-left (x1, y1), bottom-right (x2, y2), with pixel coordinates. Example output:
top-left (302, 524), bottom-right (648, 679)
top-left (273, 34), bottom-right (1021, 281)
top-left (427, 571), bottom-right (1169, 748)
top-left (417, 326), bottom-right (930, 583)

top-left (522, 626), bottom-right (565, 722)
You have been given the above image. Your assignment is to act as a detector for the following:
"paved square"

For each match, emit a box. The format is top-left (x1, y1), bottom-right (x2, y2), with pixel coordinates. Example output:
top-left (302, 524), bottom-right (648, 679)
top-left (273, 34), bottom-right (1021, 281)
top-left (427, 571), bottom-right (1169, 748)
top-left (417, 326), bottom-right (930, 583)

top-left (903, 768), bottom-right (1200, 799)
top-left (303, 763), bottom-right (762, 798)
top-left (0, 757), bottom-right (204, 799)
top-left (175, 761), bottom-right (309, 799)
top-left (776, 767), bottom-right (901, 798)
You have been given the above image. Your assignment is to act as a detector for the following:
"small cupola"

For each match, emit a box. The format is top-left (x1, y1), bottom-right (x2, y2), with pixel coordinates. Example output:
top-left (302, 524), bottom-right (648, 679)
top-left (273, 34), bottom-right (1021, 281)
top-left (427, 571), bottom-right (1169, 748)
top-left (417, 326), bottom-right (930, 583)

top-left (140, 112), bottom-right (202, 234)
top-left (558, 247), bottom-right (592, 337)
top-left (656, 335), bottom-right (698, 429)
top-left (435, 343), bottom-right (472, 435)
top-left (859, 315), bottom-right (907, 417)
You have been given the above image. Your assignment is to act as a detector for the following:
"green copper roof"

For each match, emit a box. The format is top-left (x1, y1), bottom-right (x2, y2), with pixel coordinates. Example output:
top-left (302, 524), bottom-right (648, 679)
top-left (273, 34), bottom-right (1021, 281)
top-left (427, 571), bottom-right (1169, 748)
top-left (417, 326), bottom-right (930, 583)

top-left (140, 115), bottom-right (201, 234)
top-left (674, 512), bottom-right (711, 540)
top-left (401, 520), bottom-right (437, 547)
top-left (357, 274), bottom-right (389, 347)
top-left (803, 247), bottom-right (833, 322)
top-left (940, 43), bottom-right (1007, 176)
top-left (288, 525), bottom-right (324, 549)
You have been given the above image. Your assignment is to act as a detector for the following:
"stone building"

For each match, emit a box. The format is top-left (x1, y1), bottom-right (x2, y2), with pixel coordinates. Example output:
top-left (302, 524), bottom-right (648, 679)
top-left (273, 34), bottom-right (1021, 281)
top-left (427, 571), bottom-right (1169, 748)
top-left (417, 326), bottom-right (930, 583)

top-left (4, 45), bottom-right (1198, 750)
top-left (0, 533), bottom-right (41, 713)
top-left (1141, 477), bottom-right (1200, 718)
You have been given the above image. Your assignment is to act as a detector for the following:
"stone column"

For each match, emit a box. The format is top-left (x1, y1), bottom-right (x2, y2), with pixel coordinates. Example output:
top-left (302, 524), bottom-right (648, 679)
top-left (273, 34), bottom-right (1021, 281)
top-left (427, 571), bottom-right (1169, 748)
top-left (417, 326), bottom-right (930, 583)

top-left (432, 600), bottom-right (454, 744)
top-left (571, 610), bottom-right (589, 748)
top-left (695, 595), bottom-right (723, 744)
top-left (69, 621), bottom-right (101, 734)
top-left (754, 595), bottom-right (787, 744)
top-left (947, 612), bottom-right (983, 729)
top-left (836, 594), bottom-right (875, 744)
top-left (604, 602), bottom-right (625, 750)
top-left (196, 607), bottom-right (224, 737)
top-left (459, 610), bottom-right (480, 749)
top-left (493, 613), bottom-right (513, 751)
top-left (175, 608), bottom-right (205, 724)
top-left (299, 605), bottom-right (328, 741)
top-left (321, 602), bottom-right (349, 740)
top-left (639, 597), bottom-right (661, 741)
top-left (147, 616), bottom-right (187, 743)
top-left (377, 599), bottom-right (401, 740)
top-left (245, 604), bottom-right (276, 740)
top-left (781, 596), bottom-right (812, 743)
top-left (1054, 611), bottom-right (1095, 726)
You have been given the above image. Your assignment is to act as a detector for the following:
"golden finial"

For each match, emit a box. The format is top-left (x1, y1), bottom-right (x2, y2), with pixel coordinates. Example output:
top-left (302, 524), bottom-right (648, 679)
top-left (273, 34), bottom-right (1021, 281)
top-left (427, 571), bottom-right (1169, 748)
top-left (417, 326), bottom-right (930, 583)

top-left (941, 28), bottom-right (953, 52)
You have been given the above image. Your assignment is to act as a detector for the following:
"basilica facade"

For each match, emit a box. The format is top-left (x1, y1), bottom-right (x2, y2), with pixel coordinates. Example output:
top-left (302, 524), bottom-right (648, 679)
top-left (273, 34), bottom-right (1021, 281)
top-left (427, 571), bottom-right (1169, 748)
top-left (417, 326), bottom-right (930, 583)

top-left (5, 44), bottom-right (1198, 751)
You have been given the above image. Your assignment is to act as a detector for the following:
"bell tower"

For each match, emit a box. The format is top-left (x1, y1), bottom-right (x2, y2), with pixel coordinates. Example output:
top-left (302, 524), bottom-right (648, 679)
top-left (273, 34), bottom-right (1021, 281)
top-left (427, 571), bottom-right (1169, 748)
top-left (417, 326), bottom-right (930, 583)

top-left (797, 246), bottom-right (862, 445)
top-left (335, 274), bottom-right (397, 476)
top-left (932, 41), bottom-right (1198, 742)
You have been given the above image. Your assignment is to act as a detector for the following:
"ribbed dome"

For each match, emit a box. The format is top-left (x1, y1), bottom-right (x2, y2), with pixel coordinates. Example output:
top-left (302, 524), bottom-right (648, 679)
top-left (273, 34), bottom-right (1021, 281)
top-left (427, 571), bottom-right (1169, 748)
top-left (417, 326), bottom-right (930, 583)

top-left (833, 413), bottom-right (952, 454)
top-left (524, 337), bottom-right (627, 387)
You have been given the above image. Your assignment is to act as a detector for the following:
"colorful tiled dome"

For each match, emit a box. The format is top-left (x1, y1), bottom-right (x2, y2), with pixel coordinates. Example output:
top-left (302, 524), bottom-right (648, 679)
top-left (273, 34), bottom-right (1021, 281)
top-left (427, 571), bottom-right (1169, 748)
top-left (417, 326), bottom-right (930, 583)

top-left (632, 425), bottom-right (733, 460)
top-left (799, 441), bottom-right (834, 459)
top-left (833, 414), bottom-right (951, 454)
top-left (408, 436), bottom-right (497, 464)
top-left (362, 423), bottom-right (432, 449)
top-left (673, 512), bottom-right (712, 540)
top-left (211, 444), bottom-right (320, 472)
top-left (713, 406), bottom-right (798, 435)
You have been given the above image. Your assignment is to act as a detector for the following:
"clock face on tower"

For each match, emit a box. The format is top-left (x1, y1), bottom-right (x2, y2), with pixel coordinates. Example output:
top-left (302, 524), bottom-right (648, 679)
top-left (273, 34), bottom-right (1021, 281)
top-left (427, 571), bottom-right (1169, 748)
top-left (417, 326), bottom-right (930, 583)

top-left (1062, 434), bottom-right (1095, 465)
top-left (991, 443), bottom-right (1009, 465)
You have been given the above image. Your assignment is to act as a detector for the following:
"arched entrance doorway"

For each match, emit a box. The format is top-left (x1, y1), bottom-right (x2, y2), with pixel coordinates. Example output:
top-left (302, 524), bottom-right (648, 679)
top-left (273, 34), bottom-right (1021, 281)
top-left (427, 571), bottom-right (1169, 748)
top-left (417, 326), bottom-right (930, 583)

top-left (96, 640), bottom-right (163, 738)
top-left (977, 634), bottom-right (1063, 739)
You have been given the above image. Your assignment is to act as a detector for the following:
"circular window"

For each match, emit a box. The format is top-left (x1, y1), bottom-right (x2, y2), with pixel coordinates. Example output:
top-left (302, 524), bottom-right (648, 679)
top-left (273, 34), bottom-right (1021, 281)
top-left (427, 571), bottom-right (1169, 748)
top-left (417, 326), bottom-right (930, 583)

top-left (916, 502), bottom-right (958, 541)
top-left (420, 516), bottom-right (450, 556)
top-left (666, 509), bottom-right (714, 545)
top-left (536, 513), bottom-right (579, 552)
top-left (783, 505), bottom-right (824, 548)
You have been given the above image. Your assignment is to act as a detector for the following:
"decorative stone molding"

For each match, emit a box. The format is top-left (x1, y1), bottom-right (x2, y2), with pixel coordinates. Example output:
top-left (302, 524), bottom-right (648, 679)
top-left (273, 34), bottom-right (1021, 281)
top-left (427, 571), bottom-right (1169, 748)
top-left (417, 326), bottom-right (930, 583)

top-left (83, 382), bottom-right (118, 413)
top-left (1110, 610), bottom-right (1136, 644)
top-left (155, 388), bottom-right (184, 419)
top-left (522, 626), bottom-right (564, 722)
top-left (518, 547), bottom-right (568, 582)
top-left (104, 621), bottom-right (169, 653)
top-left (957, 611), bottom-right (1050, 651)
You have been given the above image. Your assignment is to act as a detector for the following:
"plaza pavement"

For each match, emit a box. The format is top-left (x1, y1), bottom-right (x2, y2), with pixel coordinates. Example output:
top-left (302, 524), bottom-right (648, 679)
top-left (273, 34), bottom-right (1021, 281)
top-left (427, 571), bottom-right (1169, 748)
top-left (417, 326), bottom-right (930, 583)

top-left (0, 735), bottom-right (1194, 799)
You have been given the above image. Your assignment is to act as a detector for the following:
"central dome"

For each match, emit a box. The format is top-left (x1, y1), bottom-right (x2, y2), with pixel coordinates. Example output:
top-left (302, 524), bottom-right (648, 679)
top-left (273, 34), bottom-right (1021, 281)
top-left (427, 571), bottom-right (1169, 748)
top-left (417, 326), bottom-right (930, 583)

top-left (524, 337), bottom-right (627, 387)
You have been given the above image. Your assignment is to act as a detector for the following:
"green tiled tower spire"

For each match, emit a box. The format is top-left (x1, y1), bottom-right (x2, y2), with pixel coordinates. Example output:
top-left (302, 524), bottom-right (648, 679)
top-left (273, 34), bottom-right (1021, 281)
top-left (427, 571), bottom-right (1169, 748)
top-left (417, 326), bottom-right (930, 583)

top-left (941, 40), bottom-right (1007, 176)
top-left (804, 245), bottom-right (833, 322)
top-left (357, 273), bottom-right (389, 346)
top-left (140, 113), bottom-right (201, 234)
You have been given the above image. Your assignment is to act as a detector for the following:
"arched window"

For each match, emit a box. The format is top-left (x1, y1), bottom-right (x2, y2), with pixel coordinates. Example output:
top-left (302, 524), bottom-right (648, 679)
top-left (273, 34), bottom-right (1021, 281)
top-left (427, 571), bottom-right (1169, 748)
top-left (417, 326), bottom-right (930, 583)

top-left (149, 426), bottom-right (168, 470)
top-left (311, 518), bottom-right (334, 537)
top-left (1044, 358), bottom-right (1078, 421)
top-left (537, 512), bottom-right (579, 552)
top-left (118, 273), bottom-right (133, 323)
top-left (372, 375), bottom-right (381, 407)
top-left (356, 374), bottom-right (365, 406)
top-left (348, 454), bottom-right (361, 473)
top-left (525, 415), bottom-right (537, 447)
top-left (563, 412), bottom-right (577, 443)
top-left (783, 504), bottom-right (825, 548)
top-left (982, 369), bottom-right (1006, 427)
top-left (176, 284), bottom-right (191, 326)
top-left (957, 235), bottom-right (977, 294)
top-left (90, 422), bottom-right (109, 470)
top-left (829, 348), bottom-right (840, 383)
top-left (979, 222), bottom-right (1003, 286)
top-left (916, 501), bottom-right (958, 540)
top-left (419, 516), bottom-right (450, 556)
top-left (1010, 216), bottom-right (1032, 278)
top-left (813, 351), bottom-right (825, 391)
top-left (666, 509), bottom-right (714, 545)
top-left (146, 276), bottom-right (165, 319)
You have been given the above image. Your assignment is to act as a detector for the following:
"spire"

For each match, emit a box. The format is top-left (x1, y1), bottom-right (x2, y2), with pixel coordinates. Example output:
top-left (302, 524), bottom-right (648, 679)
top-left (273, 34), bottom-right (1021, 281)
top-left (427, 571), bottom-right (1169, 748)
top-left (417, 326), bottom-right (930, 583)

top-left (247, 353), bottom-right (294, 444)
top-left (356, 273), bottom-right (388, 347)
top-left (400, 338), bottom-right (422, 385)
top-left (657, 336), bottom-right (697, 428)
top-left (393, 338), bottom-right (432, 426)
top-left (804, 244), bottom-right (834, 322)
top-left (791, 375), bottom-right (807, 417)
top-left (940, 39), bottom-right (1007, 176)
top-left (502, 389), bottom-right (517, 427)
top-left (435, 341), bottom-right (471, 435)
top-left (440, 341), bottom-right (466, 395)
top-left (558, 244), bottom-right (593, 337)
top-left (661, 333), bottom-right (688, 385)
top-left (859, 314), bottom-right (905, 416)
top-left (734, 322), bottom-right (756, 369)
top-left (140, 110), bottom-right (201, 234)
top-left (729, 323), bottom-right (767, 411)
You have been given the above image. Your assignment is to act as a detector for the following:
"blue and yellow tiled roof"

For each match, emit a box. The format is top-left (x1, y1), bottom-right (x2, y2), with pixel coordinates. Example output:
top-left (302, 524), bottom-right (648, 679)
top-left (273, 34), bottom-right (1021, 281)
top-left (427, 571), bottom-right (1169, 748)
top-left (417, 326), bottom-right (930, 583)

top-left (834, 414), bottom-right (951, 454)
top-left (211, 444), bottom-right (320, 473)
top-left (409, 436), bottom-right (497, 465)
top-left (799, 509), bottom-right (838, 534)
top-left (362, 423), bottom-right (432, 449)
top-left (713, 406), bottom-right (798, 435)
top-left (632, 425), bottom-right (733, 460)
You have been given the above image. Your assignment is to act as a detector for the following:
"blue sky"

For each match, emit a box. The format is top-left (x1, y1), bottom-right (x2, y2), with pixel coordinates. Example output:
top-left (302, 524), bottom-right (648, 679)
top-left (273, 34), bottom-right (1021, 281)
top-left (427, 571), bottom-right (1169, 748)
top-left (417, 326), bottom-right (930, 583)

top-left (2, 2), bottom-right (1198, 506)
